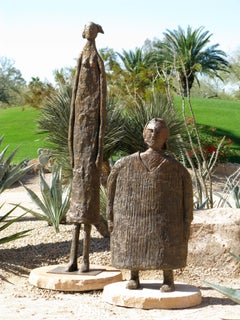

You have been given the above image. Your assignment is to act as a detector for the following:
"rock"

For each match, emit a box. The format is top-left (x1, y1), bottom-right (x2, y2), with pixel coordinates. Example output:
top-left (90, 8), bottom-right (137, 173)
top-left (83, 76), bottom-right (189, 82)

top-left (189, 208), bottom-right (240, 275)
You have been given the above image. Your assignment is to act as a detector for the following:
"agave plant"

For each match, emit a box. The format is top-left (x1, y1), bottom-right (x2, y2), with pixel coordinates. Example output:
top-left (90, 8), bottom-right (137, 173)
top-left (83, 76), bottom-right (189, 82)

top-left (0, 136), bottom-right (32, 194)
top-left (204, 253), bottom-right (240, 304)
top-left (20, 166), bottom-right (71, 233)
top-left (204, 281), bottom-right (240, 304)
top-left (0, 204), bottom-right (32, 244)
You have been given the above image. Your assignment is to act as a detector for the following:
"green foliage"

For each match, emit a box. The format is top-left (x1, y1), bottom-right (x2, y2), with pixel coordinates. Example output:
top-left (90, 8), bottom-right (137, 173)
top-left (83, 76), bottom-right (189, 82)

top-left (25, 77), bottom-right (55, 109)
top-left (185, 121), bottom-right (236, 166)
top-left (37, 85), bottom-right (71, 177)
top-left (103, 96), bottom-right (126, 161)
top-left (0, 137), bottom-right (32, 244)
top-left (0, 204), bottom-right (32, 244)
top-left (153, 26), bottom-right (229, 96)
top-left (119, 91), bottom-right (184, 156)
top-left (20, 166), bottom-right (71, 233)
top-left (53, 67), bottom-right (75, 87)
top-left (0, 56), bottom-right (26, 107)
top-left (0, 136), bottom-right (33, 193)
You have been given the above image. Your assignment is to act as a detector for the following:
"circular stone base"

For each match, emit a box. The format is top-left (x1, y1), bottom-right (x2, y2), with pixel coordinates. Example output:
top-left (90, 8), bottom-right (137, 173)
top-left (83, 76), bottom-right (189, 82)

top-left (103, 280), bottom-right (202, 309)
top-left (29, 264), bottom-right (122, 292)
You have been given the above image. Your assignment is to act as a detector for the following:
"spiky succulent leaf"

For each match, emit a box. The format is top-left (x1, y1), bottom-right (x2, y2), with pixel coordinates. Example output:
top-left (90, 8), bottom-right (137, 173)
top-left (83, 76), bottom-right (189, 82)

top-left (20, 166), bottom-right (71, 233)
top-left (0, 205), bottom-right (32, 244)
top-left (204, 281), bottom-right (240, 304)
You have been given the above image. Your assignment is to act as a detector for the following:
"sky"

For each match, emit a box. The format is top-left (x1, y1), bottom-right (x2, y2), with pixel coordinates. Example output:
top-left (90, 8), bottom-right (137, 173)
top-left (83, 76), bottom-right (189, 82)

top-left (1, 0), bottom-right (240, 83)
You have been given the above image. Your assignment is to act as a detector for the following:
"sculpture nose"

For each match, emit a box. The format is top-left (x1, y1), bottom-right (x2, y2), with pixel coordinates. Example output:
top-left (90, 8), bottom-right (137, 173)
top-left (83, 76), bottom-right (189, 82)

top-left (152, 130), bottom-right (158, 138)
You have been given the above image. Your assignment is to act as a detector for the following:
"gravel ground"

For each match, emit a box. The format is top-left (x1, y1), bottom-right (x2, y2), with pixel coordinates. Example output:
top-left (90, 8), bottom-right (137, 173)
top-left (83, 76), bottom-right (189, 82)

top-left (0, 173), bottom-right (240, 320)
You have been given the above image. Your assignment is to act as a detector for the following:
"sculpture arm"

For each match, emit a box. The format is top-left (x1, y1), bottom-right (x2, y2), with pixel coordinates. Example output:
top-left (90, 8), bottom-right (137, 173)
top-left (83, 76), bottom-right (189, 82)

top-left (182, 169), bottom-right (194, 240)
top-left (95, 56), bottom-right (107, 169)
top-left (68, 53), bottom-right (82, 168)
top-left (106, 163), bottom-right (120, 232)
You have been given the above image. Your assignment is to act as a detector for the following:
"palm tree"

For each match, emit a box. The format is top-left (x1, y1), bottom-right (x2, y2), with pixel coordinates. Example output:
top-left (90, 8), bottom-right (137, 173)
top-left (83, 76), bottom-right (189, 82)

top-left (154, 26), bottom-right (229, 96)
top-left (117, 48), bottom-right (157, 96)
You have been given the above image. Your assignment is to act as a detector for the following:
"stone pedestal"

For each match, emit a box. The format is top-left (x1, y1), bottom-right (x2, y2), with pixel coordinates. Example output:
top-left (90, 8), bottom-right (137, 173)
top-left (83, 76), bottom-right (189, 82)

top-left (29, 264), bottom-right (122, 292)
top-left (103, 280), bottom-right (202, 309)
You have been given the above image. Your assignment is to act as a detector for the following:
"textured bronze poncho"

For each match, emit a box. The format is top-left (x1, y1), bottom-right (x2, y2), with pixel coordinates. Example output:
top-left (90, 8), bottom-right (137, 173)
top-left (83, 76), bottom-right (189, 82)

top-left (67, 39), bottom-right (106, 225)
top-left (107, 152), bottom-right (193, 270)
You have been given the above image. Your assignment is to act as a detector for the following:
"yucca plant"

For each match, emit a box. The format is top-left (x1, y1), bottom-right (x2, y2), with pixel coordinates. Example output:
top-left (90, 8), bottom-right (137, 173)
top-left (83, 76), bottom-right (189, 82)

top-left (204, 253), bottom-right (240, 304)
top-left (119, 91), bottom-right (183, 156)
top-left (20, 166), bottom-right (71, 233)
top-left (37, 85), bottom-right (71, 178)
top-left (0, 136), bottom-right (32, 193)
top-left (0, 204), bottom-right (32, 244)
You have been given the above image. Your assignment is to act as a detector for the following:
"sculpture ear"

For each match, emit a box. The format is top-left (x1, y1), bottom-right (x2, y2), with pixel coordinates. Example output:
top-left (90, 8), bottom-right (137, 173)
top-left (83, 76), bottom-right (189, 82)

top-left (97, 24), bottom-right (104, 34)
top-left (163, 142), bottom-right (168, 150)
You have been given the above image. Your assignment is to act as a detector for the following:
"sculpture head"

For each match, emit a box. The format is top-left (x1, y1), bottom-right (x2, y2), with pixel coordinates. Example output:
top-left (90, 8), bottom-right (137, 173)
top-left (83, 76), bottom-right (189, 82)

top-left (143, 118), bottom-right (169, 151)
top-left (82, 22), bottom-right (104, 40)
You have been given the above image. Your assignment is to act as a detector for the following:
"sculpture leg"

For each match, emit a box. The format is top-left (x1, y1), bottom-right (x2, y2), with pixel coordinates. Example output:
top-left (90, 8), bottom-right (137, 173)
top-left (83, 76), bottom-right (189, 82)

top-left (160, 269), bottom-right (175, 292)
top-left (65, 223), bottom-right (81, 272)
top-left (80, 223), bottom-right (91, 272)
top-left (126, 270), bottom-right (140, 289)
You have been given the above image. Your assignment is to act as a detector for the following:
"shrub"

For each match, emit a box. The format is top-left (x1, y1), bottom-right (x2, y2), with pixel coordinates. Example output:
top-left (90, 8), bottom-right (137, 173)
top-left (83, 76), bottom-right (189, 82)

top-left (185, 121), bottom-right (236, 167)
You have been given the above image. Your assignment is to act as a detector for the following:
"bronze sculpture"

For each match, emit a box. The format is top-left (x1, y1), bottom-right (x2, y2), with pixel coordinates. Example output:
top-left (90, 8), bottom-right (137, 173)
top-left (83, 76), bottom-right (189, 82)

top-left (107, 118), bottom-right (193, 291)
top-left (66, 22), bottom-right (106, 272)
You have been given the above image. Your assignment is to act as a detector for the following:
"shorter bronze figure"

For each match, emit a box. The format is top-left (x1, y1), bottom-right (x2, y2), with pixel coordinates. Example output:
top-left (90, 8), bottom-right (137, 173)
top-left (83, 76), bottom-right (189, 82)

top-left (107, 118), bottom-right (193, 291)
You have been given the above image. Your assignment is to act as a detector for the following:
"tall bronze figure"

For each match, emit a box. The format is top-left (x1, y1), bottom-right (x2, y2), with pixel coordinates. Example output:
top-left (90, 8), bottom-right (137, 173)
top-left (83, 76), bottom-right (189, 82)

top-left (66, 22), bottom-right (106, 272)
top-left (107, 118), bottom-right (193, 291)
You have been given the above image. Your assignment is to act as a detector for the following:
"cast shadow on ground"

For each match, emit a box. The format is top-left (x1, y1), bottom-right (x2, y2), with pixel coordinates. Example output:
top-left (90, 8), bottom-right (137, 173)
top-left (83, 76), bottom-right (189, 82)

top-left (0, 236), bottom-right (110, 275)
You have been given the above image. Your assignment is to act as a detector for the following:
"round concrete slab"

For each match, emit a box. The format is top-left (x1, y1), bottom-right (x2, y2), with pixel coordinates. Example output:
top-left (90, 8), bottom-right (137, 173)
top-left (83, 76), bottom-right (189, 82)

top-left (29, 264), bottom-right (122, 292)
top-left (103, 280), bottom-right (202, 309)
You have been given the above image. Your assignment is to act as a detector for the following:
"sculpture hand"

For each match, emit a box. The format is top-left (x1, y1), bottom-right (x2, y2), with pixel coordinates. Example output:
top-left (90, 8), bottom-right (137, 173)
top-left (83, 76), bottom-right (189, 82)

top-left (95, 156), bottom-right (101, 169)
top-left (184, 223), bottom-right (191, 241)
top-left (108, 220), bottom-right (113, 233)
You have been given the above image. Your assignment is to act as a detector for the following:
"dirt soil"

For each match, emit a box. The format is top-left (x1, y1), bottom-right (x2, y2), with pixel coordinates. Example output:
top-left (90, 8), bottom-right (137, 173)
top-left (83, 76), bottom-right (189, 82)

top-left (0, 170), bottom-right (240, 320)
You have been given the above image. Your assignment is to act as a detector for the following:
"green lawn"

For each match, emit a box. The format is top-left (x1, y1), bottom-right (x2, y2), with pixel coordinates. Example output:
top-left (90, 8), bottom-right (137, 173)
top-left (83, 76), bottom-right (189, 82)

top-left (174, 97), bottom-right (240, 162)
top-left (0, 98), bottom-right (240, 163)
top-left (0, 106), bottom-right (47, 163)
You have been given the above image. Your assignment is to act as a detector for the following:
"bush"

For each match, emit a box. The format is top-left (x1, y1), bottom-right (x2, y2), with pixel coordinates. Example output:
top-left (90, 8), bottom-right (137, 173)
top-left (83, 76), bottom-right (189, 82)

top-left (185, 120), bottom-right (236, 167)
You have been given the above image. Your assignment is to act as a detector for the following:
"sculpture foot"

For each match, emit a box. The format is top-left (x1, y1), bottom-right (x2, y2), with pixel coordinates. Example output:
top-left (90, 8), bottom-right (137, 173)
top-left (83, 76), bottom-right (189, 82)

top-left (65, 262), bottom-right (78, 272)
top-left (160, 283), bottom-right (175, 292)
top-left (80, 261), bottom-right (89, 273)
top-left (126, 279), bottom-right (140, 290)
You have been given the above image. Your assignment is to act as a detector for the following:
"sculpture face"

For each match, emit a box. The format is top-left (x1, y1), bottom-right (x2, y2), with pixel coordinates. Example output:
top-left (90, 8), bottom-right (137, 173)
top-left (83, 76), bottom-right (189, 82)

top-left (143, 119), bottom-right (169, 151)
top-left (82, 22), bottom-right (99, 40)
